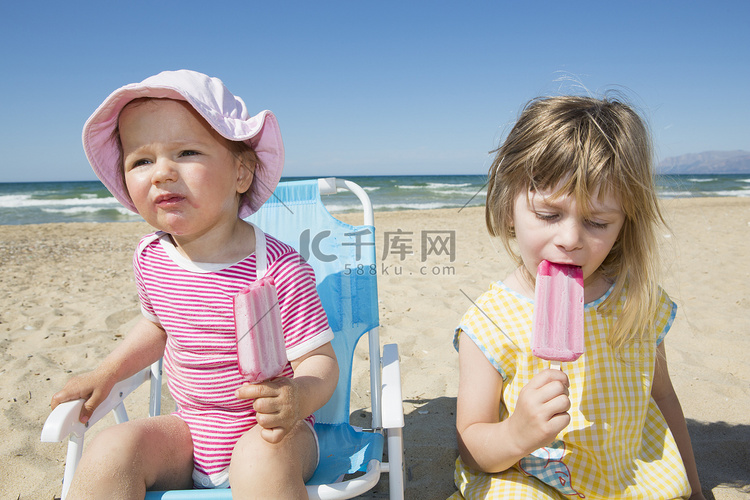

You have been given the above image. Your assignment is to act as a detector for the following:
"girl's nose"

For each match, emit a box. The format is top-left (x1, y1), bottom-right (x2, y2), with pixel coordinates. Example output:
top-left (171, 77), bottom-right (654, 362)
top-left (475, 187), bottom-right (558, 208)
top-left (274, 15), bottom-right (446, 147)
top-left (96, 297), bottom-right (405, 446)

top-left (555, 220), bottom-right (584, 252)
top-left (152, 158), bottom-right (178, 184)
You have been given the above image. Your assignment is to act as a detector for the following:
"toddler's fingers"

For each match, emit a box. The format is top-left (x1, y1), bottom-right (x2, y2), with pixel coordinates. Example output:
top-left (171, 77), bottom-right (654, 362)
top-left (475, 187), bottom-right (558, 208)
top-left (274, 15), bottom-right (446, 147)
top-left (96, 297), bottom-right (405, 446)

top-left (51, 378), bottom-right (84, 409)
top-left (78, 387), bottom-right (110, 424)
top-left (251, 392), bottom-right (282, 416)
top-left (51, 380), bottom-right (92, 410)
top-left (235, 381), bottom-right (278, 400)
top-left (50, 389), bottom-right (70, 409)
top-left (259, 426), bottom-right (287, 444)
top-left (79, 398), bottom-right (99, 423)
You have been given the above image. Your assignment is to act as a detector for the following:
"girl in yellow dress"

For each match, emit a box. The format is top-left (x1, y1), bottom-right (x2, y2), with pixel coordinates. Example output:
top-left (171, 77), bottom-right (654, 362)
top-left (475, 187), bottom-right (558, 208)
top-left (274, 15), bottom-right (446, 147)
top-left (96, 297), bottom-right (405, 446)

top-left (452, 95), bottom-right (705, 499)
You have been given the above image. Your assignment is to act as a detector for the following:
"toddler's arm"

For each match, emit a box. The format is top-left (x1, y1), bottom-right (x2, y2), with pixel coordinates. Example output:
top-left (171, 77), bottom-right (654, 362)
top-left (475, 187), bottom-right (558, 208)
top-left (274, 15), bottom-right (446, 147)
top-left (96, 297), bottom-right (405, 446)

top-left (652, 342), bottom-right (706, 500)
top-left (236, 342), bottom-right (338, 443)
top-left (455, 333), bottom-right (571, 473)
top-left (50, 317), bottom-right (168, 424)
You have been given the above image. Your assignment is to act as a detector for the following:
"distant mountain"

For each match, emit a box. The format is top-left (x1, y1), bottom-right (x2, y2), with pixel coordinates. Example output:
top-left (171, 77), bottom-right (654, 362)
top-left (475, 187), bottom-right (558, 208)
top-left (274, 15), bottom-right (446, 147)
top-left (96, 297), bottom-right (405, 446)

top-left (657, 150), bottom-right (750, 174)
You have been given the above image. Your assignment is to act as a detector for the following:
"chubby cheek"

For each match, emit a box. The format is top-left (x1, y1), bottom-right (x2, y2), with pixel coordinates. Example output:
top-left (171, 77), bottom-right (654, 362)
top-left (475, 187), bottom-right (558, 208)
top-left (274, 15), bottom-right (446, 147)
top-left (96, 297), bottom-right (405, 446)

top-left (124, 172), bottom-right (175, 224)
top-left (582, 238), bottom-right (619, 280)
top-left (124, 175), bottom-right (149, 212)
top-left (514, 231), bottom-right (545, 268)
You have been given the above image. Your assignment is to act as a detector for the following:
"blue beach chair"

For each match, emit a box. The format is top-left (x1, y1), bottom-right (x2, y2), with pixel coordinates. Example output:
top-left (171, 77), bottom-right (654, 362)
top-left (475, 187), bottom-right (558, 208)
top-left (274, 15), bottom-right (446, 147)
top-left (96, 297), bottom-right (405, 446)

top-left (42, 178), bottom-right (405, 499)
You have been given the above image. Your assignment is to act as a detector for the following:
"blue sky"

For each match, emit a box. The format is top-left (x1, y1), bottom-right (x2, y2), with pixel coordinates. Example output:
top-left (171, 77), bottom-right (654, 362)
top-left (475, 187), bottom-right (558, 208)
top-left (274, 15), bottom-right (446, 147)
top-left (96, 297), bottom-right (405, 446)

top-left (1, 1), bottom-right (748, 182)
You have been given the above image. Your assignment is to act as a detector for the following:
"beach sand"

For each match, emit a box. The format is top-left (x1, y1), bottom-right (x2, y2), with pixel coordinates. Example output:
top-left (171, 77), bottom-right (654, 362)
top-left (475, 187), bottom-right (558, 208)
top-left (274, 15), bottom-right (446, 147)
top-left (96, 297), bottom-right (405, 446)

top-left (2, 197), bottom-right (749, 499)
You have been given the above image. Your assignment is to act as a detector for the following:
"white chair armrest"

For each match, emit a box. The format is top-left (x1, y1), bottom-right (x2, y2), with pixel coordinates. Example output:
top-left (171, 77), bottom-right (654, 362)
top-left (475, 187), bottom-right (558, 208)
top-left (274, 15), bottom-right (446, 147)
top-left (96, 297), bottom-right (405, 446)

top-left (41, 399), bottom-right (87, 442)
top-left (306, 459), bottom-right (382, 500)
top-left (318, 177), bottom-right (338, 195)
top-left (41, 366), bottom-right (152, 442)
top-left (381, 343), bottom-right (404, 429)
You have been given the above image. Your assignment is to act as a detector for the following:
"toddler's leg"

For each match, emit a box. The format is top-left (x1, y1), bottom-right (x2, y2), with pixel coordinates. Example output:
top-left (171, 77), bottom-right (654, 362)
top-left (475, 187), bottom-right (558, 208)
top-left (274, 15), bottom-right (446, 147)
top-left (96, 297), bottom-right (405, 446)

top-left (65, 415), bottom-right (194, 500)
top-left (229, 420), bottom-right (317, 499)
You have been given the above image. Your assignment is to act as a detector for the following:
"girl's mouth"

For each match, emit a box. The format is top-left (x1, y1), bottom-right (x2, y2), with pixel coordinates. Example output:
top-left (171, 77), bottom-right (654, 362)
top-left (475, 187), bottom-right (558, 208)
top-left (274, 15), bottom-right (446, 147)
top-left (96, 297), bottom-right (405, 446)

top-left (154, 194), bottom-right (185, 208)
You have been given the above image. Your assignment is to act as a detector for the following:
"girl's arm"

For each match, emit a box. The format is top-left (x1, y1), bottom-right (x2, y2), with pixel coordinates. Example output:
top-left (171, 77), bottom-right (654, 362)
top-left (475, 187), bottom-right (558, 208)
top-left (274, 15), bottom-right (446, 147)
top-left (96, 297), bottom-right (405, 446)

top-left (455, 333), bottom-right (571, 473)
top-left (237, 342), bottom-right (338, 443)
top-left (50, 316), bottom-right (168, 423)
top-left (652, 342), bottom-right (706, 500)
top-left (288, 341), bottom-right (338, 418)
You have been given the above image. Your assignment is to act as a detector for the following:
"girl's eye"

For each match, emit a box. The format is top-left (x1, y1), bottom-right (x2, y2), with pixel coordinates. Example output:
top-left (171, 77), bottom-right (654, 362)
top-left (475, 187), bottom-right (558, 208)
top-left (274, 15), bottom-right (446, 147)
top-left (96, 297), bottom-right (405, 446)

top-left (535, 212), bottom-right (559, 222)
top-left (126, 159), bottom-right (152, 171)
top-left (179, 150), bottom-right (200, 157)
top-left (585, 219), bottom-right (609, 230)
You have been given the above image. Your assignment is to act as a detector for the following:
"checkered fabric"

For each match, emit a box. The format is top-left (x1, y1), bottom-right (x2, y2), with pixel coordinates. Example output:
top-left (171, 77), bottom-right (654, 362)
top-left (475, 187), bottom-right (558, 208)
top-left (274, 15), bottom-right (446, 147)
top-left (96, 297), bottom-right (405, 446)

top-left (450, 282), bottom-right (691, 499)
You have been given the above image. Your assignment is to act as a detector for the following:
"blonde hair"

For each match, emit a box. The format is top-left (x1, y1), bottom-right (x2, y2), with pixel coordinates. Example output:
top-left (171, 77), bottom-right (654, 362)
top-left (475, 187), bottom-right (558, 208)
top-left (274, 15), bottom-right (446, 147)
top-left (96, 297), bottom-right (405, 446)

top-left (486, 94), bottom-right (665, 351)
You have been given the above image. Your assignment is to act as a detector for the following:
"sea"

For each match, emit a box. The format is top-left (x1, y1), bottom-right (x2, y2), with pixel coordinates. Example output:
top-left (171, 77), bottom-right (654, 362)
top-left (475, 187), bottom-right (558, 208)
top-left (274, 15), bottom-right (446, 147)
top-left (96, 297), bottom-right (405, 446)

top-left (1, 174), bottom-right (749, 226)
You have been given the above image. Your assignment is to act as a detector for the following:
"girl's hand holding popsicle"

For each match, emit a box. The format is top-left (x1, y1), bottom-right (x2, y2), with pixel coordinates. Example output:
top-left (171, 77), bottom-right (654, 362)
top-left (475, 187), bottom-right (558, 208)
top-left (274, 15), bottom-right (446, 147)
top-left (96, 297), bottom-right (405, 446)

top-left (508, 368), bottom-right (572, 453)
top-left (236, 377), bottom-right (301, 444)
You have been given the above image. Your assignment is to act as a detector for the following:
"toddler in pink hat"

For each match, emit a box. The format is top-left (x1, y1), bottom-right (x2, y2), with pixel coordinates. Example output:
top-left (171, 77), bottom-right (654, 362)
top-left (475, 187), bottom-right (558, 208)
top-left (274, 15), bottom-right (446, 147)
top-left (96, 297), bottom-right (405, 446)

top-left (52, 70), bottom-right (337, 498)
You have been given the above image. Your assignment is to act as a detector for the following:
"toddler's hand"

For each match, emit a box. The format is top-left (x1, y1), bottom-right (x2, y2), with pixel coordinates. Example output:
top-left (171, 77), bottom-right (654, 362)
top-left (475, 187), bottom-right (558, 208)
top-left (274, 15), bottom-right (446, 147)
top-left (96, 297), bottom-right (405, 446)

top-left (236, 377), bottom-right (301, 444)
top-left (508, 369), bottom-right (571, 454)
top-left (51, 369), bottom-right (116, 424)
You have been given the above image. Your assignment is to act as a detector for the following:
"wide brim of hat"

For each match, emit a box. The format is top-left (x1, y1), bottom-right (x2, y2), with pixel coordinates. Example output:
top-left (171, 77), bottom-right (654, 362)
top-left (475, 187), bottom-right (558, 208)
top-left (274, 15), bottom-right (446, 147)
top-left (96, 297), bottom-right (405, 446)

top-left (83, 83), bottom-right (284, 219)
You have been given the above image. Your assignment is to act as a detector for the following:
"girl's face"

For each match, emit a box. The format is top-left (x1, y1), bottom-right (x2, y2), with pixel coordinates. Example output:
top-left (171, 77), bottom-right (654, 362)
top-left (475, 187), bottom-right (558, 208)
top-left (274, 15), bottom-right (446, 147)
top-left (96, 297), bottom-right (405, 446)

top-left (512, 184), bottom-right (625, 300)
top-left (119, 99), bottom-right (253, 238)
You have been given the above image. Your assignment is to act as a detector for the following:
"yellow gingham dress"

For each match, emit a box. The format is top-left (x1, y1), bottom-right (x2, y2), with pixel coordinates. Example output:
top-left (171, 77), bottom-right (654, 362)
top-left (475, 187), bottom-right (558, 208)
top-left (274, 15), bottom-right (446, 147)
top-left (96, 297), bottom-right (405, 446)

top-left (450, 281), bottom-right (690, 499)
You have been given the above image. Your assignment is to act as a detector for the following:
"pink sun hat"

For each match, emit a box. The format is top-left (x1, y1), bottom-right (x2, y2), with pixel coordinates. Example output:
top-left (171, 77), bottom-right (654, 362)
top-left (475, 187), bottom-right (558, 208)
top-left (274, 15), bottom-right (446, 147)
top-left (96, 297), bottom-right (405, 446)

top-left (82, 69), bottom-right (284, 218)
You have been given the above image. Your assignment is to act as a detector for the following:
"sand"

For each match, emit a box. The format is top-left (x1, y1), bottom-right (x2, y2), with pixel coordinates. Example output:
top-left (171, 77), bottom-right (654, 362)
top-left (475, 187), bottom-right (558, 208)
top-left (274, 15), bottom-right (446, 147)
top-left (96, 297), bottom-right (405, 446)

top-left (1, 197), bottom-right (749, 499)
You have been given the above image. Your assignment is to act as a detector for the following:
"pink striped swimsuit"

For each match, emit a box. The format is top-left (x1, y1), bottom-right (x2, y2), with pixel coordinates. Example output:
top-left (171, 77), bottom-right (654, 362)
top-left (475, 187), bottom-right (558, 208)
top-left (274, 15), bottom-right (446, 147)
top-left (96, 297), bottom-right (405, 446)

top-left (132, 225), bottom-right (332, 487)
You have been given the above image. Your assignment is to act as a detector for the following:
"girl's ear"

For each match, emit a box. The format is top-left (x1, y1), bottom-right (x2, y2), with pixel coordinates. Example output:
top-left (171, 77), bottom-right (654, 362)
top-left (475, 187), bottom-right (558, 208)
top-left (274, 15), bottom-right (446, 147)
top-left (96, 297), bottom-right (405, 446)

top-left (235, 155), bottom-right (255, 195)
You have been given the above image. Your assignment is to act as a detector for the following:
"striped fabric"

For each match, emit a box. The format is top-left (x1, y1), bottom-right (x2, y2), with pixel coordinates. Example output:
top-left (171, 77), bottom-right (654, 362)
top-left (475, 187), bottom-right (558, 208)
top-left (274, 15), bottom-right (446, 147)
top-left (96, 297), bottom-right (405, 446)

top-left (450, 281), bottom-right (690, 499)
top-left (133, 231), bottom-right (332, 482)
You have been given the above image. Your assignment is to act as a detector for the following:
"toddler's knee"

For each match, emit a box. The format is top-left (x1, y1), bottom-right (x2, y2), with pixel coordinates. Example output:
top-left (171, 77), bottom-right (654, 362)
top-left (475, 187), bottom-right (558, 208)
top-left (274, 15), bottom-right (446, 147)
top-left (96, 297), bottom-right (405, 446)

top-left (84, 423), bottom-right (146, 468)
top-left (231, 426), bottom-right (277, 470)
top-left (229, 423), bottom-right (316, 497)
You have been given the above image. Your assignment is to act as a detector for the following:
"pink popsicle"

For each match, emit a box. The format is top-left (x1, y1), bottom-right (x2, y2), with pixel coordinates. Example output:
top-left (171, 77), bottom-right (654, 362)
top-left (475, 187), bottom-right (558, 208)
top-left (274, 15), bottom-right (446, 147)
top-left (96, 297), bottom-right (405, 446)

top-left (234, 276), bottom-right (288, 382)
top-left (532, 260), bottom-right (584, 365)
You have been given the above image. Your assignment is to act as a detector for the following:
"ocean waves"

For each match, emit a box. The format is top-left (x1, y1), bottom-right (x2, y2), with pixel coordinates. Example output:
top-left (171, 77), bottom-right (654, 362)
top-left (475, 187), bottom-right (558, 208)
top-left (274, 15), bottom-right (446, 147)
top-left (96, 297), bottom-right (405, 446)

top-left (0, 182), bottom-right (141, 225)
top-left (657, 174), bottom-right (750, 199)
top-left (1, 174), bottom-right (749, 225)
